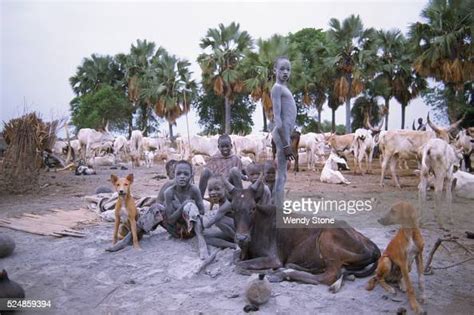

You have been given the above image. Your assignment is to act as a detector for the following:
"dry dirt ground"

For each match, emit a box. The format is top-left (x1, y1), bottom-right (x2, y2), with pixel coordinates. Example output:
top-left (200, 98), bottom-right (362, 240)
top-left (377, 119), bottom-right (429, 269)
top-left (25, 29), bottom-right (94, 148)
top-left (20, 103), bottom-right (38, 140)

top-left (0, 159), bottom-right (473, 314)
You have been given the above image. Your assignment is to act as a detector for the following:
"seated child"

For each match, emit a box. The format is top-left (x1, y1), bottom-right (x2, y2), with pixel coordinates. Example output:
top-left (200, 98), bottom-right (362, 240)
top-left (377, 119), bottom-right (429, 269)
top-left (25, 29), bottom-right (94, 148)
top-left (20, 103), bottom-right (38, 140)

top-left (198, 134), bottom-right (245, 198)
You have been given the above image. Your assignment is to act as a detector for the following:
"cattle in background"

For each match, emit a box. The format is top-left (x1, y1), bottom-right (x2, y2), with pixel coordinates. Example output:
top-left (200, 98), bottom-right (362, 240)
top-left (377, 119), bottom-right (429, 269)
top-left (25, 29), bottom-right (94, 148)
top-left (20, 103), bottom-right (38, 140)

top-left (129, 130), bottom-right (144, 168)
top-left (426, 112), bottom-right (465, 142)
top-left (452, 171), bottom-right (474, 199)
top-left (378, 130), bottom-right (435, 188)
top-left (296, 132), bottom-right (327, 171)
top-left (418, 138), bottom-right (462, 228)
top-left (352, 128), bottom-right (375, 174)
top-left (77, 127), bottom-right (114, 161)
top-left (232, 135), bottom-right (265, 162)
top-left (454, 129), bottom-right (473, 172)
top-left (185, 135), bottom-right (219, 158)
top-left (191, 154), bottom-right (206, 167)
top-left (325, 133), bottom-right (355, 162)
top-left (113, 135), bottom-right (130, 163)
top-left (320, 152), bottom-right (351, 185)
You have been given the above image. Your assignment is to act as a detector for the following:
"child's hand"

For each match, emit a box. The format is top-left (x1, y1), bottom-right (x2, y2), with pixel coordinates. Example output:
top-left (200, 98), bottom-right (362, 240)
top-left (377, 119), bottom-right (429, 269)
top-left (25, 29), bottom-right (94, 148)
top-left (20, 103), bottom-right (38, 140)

top-left (283, 146), bottom-right (295, 160)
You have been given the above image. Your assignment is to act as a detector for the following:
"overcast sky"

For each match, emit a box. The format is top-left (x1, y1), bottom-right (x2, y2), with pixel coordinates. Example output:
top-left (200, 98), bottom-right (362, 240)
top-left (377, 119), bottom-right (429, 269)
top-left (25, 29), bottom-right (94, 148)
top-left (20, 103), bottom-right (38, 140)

top-left (1, 0), bottom-right (433, 136)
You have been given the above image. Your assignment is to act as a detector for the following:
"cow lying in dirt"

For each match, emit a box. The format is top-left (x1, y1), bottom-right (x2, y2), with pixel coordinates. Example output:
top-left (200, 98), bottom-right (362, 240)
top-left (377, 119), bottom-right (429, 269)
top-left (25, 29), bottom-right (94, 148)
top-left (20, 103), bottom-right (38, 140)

top-left (225, 177), bottom-right (380, 293)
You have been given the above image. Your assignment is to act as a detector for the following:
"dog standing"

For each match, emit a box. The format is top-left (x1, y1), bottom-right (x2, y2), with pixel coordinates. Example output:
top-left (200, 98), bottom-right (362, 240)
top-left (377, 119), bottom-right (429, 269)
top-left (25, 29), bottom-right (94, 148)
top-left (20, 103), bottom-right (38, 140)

top-left (366, 201), bottom-right (425, 314)
top-left (110, 174), bottom-right (141, 249)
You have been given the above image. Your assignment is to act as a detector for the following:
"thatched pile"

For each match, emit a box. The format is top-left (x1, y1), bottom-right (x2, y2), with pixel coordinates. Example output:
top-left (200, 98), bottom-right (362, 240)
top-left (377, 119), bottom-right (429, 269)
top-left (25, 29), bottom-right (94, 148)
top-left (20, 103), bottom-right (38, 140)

top-left (1, 112), bottom-right (60, 194)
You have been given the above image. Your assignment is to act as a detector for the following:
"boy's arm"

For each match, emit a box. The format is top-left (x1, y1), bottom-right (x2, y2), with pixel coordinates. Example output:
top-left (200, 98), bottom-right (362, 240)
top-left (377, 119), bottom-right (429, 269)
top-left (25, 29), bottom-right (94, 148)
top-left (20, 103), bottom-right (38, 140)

top-left (271, 84), bottom-right (295, 160)
top-left (204, 200), bottom-right (232, 228)
top-left (192, 185), bottom-right (206, 215)
top-left (164, 189), bottom-right (183, 224)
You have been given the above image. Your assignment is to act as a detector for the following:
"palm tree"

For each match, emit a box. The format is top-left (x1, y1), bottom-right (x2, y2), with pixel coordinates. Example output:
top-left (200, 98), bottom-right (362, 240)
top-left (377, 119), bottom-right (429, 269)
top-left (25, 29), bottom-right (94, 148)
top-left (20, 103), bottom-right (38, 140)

top-left (392, 69), bottom-right (427, 129)
top-left (372, 29), bottom-right (405, 130)
top-left (408, 0), bottom-right (473, 121)
top-left (116, 39), bottom-right (157, 134)
top-left (327, 15), bottom-right (375, 133)
top-left (198, 22), bottom-right (253, 134)
top-left (69, 54), bottom-right (121, 96)
top-left (242, 34), bottom-right (290, 132)
top-left (141, 47), bottom-right (197, 141)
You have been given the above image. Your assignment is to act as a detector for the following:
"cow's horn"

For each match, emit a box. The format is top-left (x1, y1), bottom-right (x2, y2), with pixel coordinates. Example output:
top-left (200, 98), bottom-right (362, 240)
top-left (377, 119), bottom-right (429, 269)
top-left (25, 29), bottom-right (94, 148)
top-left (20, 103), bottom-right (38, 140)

top-left (223, 177), bottom-right (235, 193)
top-left (105, 121), bottom-right (110, 133)
top-left (412, 119), bottom-right (416, 130)
top-left (448, 112), bottom-right (466, 133)
top-left (250, 174), bottom-right (263, 192)
top-left (427, 113), bottom-right (441, 133)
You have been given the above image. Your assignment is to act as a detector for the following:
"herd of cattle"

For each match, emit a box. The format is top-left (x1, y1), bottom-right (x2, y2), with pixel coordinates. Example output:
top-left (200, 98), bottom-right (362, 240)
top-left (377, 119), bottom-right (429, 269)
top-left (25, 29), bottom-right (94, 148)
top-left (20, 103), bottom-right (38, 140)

top-left (53, 117), bottom-right (474, 203)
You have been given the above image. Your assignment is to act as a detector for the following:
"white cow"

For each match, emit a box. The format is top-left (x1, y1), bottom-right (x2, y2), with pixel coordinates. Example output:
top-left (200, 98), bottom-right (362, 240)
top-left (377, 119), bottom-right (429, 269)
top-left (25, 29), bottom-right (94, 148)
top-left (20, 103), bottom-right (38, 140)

top-left (298, 132), bottom-right (327, 170)
top-left (129, 130), bottom-right (144, 168)
top-left (191, 154), bottom-right (207, 167)
top-left (77, 128), bottom-right (114, 161)
top-left (352, 128), bottom-right (375, 174)
top-left (378, 130), bottom-right (436, 188)
top-left (320, 153), bottom-right (351, 185)
top-left (231, 135), bottom-right (265, 161)
top-left (144, 150), bottom-right (155, 168)
top-left (418, 138), bottom-right (462, 227)
top-left (452, 171), bottom-right (474, 199)
top-left (113, 135), bottom-right (130, 163)
top-left (186, 135), bottom-right (219, 158)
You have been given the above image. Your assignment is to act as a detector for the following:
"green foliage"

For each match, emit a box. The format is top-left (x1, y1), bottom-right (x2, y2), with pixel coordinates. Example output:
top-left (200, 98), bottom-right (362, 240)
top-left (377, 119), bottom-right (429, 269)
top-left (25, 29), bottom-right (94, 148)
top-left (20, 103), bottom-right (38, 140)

top-left (422, 83), bottom-right (474, 126)
top-left (194, 89), bottom-right (255, 135)
top-left (351, 96), bottom-right (382, 130)
top-left (70, 85), bottom-right (132, 131)
top-left (313, 120), bottom-right (346, 134)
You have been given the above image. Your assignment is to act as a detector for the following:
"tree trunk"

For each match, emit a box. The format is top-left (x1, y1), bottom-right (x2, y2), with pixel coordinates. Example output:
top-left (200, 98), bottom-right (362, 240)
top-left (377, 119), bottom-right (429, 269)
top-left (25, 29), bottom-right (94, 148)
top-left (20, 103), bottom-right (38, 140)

top-left (345, 75), bottom-right (353, 134)
top-left (139, 103), bottom-right (148, 133)
top-left (262, 106), bottom-right (268, 132)
top-left (331, 107), bottom-right (336, 133)
top-left (169, 122), bottom-right (174, 142)
top-left (384, 98), bottom-right (390, 131)
top-left (128, 115), bottom-right (133, 138)
top-left (401, 103), bottom-right (406, 129)
top-left (224, 96), bottom-right (231, 134)
top-left (317, 107), bottom-right (322, 133)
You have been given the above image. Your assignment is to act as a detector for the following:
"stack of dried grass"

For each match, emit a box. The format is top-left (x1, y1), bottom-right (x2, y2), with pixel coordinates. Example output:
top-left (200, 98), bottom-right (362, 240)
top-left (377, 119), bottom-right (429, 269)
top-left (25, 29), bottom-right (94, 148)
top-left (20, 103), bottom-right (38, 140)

top-left (1, 112), bottom-right (60, 194)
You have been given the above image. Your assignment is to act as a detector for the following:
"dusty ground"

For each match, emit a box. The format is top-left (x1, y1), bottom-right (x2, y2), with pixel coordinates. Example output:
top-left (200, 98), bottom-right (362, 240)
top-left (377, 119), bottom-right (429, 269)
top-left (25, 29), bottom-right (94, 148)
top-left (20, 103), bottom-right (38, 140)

top-left (0, 159), bottom-right (473, 314)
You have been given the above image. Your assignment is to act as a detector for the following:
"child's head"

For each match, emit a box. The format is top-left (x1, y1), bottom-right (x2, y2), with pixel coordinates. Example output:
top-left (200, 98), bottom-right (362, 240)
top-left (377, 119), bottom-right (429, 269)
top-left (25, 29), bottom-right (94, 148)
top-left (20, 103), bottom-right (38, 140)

top-left (274, 56), bottom-right (291, 83)
top-left (174, 160), bottom-right (193, 188)
top-left (246, 163), bottom-right (262, 183)
top-left (217, 134), bottom-right (233, 157)
top-left (207, 175), bottom-right (226, 203)
top-left (263, 161), bottom-right (276, 184)
top-left (165, 159), bottom-right (178, 179)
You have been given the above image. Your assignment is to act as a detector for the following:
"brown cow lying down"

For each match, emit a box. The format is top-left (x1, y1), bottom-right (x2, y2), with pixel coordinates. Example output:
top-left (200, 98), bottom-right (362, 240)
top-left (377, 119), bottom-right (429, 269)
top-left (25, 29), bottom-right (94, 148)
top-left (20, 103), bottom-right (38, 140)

top-left (225, 177), bottom-right (380, 293)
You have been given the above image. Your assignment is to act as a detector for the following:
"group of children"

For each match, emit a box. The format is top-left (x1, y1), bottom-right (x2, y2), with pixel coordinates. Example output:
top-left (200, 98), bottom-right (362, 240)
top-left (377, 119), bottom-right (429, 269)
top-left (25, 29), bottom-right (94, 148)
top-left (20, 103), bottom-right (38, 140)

top-left (113, 56), bottom-right (294, 259)
top-left (116, 134), bottom-right (276, 259)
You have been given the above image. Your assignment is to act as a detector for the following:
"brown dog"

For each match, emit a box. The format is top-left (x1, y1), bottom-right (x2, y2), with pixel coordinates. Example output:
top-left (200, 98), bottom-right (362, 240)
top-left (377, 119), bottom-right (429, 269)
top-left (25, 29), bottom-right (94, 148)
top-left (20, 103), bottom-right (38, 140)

top-left (110, 174), bottom-right (141, 249)
top-left (366, 202), bottom-right (425, 314)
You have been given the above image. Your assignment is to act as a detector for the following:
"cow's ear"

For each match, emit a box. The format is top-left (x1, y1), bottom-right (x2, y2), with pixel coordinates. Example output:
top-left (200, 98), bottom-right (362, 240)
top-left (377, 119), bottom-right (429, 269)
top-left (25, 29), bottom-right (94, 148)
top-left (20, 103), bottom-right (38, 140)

top-left (126, 174), bottom-right (134, 183)
top-left (111, 174), bottom-right (118, 184)
top-left (256, 204), bottom-right (276, 215)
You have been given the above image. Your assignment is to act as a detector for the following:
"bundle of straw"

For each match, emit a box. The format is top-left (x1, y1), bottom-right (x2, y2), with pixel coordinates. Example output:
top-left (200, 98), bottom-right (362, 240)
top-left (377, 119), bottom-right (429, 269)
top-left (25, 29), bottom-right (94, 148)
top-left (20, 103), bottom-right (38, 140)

top-left (1, 112), bottom-right (60, 194)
